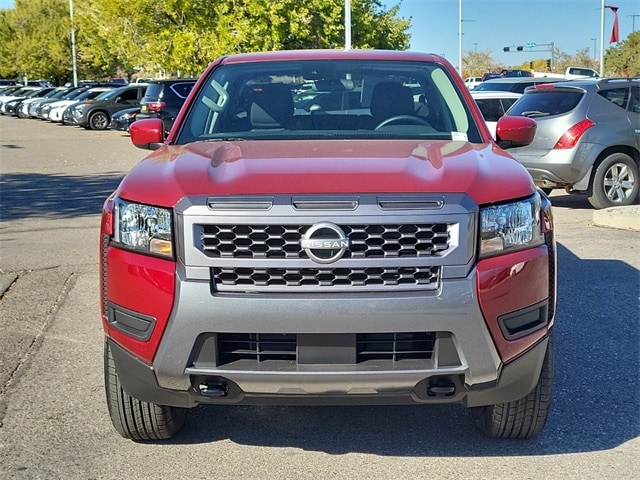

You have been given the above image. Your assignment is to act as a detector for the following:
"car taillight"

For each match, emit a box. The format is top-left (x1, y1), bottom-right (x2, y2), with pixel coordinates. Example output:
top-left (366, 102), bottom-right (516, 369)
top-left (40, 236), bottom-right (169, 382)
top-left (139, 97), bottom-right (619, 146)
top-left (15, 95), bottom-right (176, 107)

top-left (148, 101), bottom-right (166, 113)
top-left (553, 119), bottom-right (595, 149)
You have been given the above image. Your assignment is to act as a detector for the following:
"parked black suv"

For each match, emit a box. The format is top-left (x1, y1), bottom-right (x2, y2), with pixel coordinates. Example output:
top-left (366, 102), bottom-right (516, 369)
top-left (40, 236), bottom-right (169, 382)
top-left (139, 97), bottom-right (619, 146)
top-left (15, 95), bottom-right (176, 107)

top-left (71, 84), bottom-right (148, 130)
top-left (136, 79), bottom-right (197, 134)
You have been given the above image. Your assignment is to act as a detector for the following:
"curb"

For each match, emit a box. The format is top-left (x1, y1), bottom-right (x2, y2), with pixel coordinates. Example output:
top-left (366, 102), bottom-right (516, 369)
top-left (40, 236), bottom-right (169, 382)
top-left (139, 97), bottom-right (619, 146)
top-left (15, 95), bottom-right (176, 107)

top-left (592, 206), bottom-right (640, 232)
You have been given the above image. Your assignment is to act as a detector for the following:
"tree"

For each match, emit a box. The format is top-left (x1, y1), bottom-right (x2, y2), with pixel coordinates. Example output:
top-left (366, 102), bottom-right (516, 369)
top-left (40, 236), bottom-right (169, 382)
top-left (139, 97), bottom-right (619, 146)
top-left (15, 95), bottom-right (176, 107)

top-left (0, 0), bottom-right (73, 84)
top-left (0, 0), bottom-right (411, 83)
top-left (605, 31), bottom-right (640, 77)
top-left (462, 50), bottom-right (497, 78)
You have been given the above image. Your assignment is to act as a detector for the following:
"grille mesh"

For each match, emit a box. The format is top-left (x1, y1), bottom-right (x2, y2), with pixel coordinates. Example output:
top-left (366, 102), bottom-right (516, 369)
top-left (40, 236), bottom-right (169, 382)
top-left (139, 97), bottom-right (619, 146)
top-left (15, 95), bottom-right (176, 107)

top-left (213, 266), bottom-right (440, 289)
top-left (216, 332), bottom-right (436, 366)
top-left (199, 223), bottom-right (450, 259)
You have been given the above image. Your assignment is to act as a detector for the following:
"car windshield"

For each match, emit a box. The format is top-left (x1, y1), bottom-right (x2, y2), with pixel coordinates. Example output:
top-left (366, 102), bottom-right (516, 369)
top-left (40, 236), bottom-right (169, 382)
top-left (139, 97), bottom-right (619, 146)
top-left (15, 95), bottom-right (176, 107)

top-left (176, 59), bottom-right (481, 143)
top-left (75, 89), bottom-right (112, 101)
top-left (507, 89), bottom-right (583, 117)
top-left (62, 88), bottom-right (90, 100)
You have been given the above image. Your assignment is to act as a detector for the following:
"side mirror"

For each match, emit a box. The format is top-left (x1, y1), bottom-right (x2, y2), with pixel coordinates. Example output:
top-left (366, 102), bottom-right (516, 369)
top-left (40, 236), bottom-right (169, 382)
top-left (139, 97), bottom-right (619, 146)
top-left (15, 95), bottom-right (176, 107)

top-left (495, 116), bottom-right (537, 149)
top-left (130, 118), bottom-right (164, 150)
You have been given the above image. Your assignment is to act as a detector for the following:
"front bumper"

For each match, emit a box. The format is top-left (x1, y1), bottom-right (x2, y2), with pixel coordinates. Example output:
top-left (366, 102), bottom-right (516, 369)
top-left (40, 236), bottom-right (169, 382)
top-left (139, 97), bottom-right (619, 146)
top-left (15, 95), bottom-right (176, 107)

top-left (109, 333), bottom-right (549, 408)
top-left (106, 254), bottom-right (551, 409)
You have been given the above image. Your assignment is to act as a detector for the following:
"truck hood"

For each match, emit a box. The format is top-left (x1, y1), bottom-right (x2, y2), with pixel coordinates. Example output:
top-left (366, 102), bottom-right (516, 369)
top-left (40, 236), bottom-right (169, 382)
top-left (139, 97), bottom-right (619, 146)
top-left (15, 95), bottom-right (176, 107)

top-left (117, 139), bottom-right (536, 207)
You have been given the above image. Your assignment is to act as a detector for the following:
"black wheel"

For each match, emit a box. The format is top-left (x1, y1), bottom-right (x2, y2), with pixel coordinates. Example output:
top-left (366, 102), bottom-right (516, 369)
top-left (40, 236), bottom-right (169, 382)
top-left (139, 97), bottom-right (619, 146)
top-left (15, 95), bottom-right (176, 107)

top-left (89, 111), bottom-right (110, 130)
top-left (104, 340), bottom-right (187, 441)
top-left (471, 338), bottom-right (553, 439)
top-left (375, 115), bottom-right (431, 130)
top-left (588, 153), bottom-right (639, 209)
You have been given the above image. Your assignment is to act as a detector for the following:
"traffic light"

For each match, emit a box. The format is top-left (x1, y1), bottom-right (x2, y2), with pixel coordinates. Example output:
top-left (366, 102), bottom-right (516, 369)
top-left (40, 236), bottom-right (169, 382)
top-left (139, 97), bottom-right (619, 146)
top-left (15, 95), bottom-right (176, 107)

top-left (546, 59), bottom-right (552, 71)
top-left (503, 47), bottom-right (510, 52)
top-left (516, 46), bottom-right (524, 51)
top-left (529, 61), bottom-right (534, 69)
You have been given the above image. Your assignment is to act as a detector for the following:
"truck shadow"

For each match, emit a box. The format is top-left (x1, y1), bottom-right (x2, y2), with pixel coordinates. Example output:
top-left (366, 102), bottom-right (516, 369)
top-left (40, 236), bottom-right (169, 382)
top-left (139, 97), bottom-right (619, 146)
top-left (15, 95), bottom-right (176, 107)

top-left (0, 172), bottom-right (123, 220)
top-left (169, 242), bottom-right (639, 455)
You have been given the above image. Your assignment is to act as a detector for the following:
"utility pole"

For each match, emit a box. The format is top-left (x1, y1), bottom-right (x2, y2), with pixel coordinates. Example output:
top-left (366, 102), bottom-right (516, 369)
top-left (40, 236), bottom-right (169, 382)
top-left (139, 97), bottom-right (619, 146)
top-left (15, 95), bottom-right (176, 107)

top-left (630, 14), bottom-right (639, 32)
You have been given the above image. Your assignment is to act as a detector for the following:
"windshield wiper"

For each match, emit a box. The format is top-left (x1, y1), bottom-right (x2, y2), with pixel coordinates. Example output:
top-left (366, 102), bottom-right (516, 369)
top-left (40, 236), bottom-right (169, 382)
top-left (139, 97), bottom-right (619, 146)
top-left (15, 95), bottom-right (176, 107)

top-left (520, 110), bottom-right (550, 118)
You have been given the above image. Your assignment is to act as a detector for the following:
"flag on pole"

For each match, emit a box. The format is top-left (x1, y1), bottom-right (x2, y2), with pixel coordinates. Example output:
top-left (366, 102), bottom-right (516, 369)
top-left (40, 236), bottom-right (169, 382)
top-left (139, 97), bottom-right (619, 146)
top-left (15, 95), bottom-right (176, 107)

top-left (605, 5), bottom-right (620, 43)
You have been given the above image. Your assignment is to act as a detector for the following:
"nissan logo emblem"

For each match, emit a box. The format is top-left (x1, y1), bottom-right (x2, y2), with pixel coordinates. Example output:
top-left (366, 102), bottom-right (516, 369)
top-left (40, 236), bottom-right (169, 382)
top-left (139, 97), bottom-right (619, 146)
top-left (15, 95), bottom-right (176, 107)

top-left (301, 222), bottom-right (350, 264)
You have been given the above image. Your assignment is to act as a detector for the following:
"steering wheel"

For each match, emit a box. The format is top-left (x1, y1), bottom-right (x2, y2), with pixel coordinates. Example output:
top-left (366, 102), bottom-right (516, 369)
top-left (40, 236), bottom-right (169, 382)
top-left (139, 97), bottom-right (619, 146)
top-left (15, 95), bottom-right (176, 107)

top-left (374, 115), bottom-right (431, 130)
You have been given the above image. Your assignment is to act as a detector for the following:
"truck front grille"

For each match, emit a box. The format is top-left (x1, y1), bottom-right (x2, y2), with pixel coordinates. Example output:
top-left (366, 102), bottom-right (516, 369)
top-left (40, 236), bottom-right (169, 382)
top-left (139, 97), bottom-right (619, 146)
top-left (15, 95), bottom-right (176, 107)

top-left (180, 193), bottom-right (475, 293)
top-left (199, 223), bottom-right (450, 259)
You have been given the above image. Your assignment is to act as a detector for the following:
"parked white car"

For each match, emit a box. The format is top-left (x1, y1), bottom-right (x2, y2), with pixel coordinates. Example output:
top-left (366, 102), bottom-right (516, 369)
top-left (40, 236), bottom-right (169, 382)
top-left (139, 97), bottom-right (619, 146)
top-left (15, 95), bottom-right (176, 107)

top-left (470, 91), bottom-right (522, 138)
top-left (464, 76), bottom-right (483, 90)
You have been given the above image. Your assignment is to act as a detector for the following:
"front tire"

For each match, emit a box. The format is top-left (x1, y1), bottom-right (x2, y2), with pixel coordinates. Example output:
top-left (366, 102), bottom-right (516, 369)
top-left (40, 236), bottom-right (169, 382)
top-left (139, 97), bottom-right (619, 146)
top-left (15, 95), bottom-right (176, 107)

top-left (588, 153), bottom-right (639, 209)
top-left (104, 340), bottom-right (187, 441)
top-left (471, 338), bottom-right (553, 439)
top-left (88, 111), bottom-right (109, 130)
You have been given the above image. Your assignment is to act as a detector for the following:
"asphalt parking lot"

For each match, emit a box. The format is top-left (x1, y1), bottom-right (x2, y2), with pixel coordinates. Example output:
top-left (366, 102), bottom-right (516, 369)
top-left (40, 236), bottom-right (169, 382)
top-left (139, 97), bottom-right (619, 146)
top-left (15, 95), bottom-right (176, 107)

top-left (0, 116), bottom-right (638, 479)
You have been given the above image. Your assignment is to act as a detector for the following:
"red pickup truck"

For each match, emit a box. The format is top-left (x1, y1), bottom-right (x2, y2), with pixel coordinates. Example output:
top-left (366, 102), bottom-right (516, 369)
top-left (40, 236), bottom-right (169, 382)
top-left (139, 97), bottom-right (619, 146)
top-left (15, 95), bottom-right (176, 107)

top-left (100, 49), bottom-right (556, 441)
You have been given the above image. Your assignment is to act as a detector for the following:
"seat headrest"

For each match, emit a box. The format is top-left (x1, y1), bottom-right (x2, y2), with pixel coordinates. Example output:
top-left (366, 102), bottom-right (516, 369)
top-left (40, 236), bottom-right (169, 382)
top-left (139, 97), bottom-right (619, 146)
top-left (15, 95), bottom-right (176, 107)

top-left (249, 83), bottom-right (293, 129)
top-left (370, 81), bottom-right (415, 119)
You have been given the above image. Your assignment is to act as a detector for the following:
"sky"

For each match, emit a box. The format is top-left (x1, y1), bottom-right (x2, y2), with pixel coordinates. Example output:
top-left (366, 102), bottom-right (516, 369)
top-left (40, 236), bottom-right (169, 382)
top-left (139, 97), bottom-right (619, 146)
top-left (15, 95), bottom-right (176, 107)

top-left (383, 0), bottom-right (639, 67)
top-left (1, 0), bottom-right (638, 68)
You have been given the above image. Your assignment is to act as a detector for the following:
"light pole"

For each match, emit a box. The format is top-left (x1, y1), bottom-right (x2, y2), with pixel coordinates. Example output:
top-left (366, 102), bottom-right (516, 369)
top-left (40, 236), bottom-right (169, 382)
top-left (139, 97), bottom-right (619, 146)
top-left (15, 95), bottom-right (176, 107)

top-left (458, 0), bottom-right (475, 77)
top-left (630, 14), bottom-right (639, 32)
top-left (591, 38), bottom-right (597, 61)
top-left (458, 0), bottom-right (463, 76)
top-left (345, 0), bottom-right (351, 50)
top-left (69, 0), bottom-right (78, 87)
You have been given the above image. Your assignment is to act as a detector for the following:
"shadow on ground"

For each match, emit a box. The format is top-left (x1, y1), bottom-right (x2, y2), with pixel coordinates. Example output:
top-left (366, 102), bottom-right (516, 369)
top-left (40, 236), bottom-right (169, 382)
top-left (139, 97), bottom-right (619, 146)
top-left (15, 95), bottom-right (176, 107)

top-left (162, 243), bottom-right (639, 455)
top-left (0, 172), bottom-right (123, 220)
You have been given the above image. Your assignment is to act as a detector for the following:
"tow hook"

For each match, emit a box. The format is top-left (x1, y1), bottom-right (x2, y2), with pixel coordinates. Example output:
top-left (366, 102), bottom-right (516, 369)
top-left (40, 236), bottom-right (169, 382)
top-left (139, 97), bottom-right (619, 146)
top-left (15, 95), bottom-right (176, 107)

top-left (427, 382), bottom-right (456, 397)
top-left (198, 383), bottom-right (228, 397)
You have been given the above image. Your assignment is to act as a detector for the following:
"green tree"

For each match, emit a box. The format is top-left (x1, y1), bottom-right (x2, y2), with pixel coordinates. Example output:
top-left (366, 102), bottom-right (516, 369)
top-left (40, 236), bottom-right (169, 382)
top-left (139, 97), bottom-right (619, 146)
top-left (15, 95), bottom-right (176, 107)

top-left (79, 0), bottom-right (411, 80)
top-left (0, 0), bottom-right (73, 84)
top-left (605, 31), bottom-right (640, 77)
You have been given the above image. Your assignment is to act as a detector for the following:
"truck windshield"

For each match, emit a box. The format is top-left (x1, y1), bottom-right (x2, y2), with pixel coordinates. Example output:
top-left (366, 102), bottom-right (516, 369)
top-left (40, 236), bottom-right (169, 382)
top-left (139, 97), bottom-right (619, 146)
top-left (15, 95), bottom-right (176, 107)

top-left (176, 59), bottom-right (482, 144)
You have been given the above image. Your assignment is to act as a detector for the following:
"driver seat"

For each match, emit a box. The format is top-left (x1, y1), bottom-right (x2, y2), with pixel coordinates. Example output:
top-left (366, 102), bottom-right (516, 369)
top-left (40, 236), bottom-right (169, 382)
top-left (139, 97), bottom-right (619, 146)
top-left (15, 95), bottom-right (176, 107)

top-left (366, 81), bottom-right (416, 128)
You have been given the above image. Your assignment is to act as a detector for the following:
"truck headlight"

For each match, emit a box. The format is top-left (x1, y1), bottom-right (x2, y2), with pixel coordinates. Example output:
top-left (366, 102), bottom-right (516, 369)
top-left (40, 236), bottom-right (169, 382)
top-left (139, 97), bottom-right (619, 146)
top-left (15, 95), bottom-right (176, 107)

top-left (114, 198), bottom-right (174, 259)
top-left (479, 193), bottom-right (543, 258)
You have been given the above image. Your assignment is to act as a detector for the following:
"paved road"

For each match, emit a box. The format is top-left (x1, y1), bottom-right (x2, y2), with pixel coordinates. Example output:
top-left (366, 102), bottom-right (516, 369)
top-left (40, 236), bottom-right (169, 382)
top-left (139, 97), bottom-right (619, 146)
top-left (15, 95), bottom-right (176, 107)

top-left (0, 116), bottom-right (638, 479)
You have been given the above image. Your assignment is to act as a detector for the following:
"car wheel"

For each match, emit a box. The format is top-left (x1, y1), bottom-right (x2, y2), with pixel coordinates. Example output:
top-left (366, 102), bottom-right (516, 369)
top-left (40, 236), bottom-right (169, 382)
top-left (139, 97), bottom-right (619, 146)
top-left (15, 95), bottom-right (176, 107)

top-left (89, 111), bottom-right (109, 130)
top-left (588, 153), bottom-right (639, 209)
top-left (104, 340), bottom-right (187, 441)
top-left (471, 337), bottom-right (553, 439)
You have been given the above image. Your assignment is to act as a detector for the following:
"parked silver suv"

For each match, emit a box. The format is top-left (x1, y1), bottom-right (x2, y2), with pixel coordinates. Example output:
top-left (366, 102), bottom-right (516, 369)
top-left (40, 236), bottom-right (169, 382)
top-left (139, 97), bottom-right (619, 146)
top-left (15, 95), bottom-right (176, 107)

top-left (507, 78), bottom-right (640, 209)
